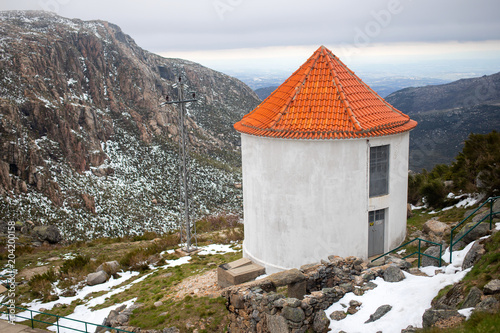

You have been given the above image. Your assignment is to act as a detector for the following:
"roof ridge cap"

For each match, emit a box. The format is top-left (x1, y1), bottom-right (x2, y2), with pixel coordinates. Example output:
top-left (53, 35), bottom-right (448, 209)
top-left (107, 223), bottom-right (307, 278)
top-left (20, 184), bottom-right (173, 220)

top-left (323, 49), bottom-right (363, 131)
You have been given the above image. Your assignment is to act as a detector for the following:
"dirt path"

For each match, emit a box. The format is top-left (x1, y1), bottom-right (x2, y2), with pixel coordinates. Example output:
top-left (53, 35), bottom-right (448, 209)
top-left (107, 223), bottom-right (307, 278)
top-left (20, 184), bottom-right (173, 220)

top-left (170, 269), bottom-right (225, 299)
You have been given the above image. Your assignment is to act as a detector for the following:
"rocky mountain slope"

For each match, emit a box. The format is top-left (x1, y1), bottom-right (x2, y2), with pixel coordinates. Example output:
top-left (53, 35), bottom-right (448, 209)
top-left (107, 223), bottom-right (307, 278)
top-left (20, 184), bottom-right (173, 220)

top-left (0, 11), bottom-right (260, 240)
top-left (386, 72), bottom-right (500, 171)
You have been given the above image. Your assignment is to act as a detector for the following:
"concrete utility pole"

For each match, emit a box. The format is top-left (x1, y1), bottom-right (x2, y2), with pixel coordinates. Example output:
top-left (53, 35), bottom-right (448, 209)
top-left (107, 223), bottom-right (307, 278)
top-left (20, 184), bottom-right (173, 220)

top-left (161, 76), bottom-right (198, 252)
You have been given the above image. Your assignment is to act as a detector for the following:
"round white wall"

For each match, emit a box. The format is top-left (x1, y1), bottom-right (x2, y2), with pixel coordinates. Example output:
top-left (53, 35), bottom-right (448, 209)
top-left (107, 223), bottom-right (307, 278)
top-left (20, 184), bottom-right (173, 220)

top-left (240, 132), bottom-right (410, 273)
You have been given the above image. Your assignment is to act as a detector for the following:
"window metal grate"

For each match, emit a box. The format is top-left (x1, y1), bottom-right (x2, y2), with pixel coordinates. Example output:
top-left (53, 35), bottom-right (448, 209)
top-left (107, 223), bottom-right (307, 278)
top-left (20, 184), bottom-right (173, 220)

top-left (369, 145), bottom-right (389, 197)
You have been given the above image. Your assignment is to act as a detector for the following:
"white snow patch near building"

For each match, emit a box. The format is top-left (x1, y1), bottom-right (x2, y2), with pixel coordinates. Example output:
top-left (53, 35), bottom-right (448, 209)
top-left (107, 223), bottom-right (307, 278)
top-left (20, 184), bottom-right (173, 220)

top-left (325, 239), bottom-right (479, 333)
top-left (1, 243), bottom-right (240, 332)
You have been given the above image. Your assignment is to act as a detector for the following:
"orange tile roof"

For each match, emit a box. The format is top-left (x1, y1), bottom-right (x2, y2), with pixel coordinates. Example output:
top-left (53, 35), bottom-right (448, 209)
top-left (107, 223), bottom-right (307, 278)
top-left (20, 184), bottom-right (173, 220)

top-left (234, 46), bottom-right (417, 139)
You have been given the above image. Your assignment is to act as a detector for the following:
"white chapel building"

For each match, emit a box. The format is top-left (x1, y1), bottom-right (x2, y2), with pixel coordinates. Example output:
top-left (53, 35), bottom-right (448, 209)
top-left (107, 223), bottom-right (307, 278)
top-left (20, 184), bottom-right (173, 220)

top-left (234, 46), bottom-right (417, 273)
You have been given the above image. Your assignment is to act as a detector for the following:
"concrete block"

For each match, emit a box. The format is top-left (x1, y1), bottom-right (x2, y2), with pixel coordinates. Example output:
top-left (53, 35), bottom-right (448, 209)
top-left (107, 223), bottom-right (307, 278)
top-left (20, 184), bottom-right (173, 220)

top-left (218, 258), bottom-right (265, 288)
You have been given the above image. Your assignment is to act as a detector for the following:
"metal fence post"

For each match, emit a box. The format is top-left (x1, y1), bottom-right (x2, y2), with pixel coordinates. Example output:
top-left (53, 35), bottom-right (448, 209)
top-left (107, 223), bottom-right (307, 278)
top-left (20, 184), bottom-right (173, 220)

top-left (490, 198), bottom-right (493, 230)
top-left (417, 239), bottom-right (421, 268)
top-left (449, 231), bottom-right (453, 263)
top-left (57, 315), bottom-right (60, 333)
top-left (439, 243), bottom-right (442, 267)
top-left (31, 310), bottom-right (34, 328)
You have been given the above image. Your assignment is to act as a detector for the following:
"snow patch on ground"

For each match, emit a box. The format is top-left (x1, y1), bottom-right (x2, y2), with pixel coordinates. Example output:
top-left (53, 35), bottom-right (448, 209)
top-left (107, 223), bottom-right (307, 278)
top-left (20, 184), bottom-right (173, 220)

top-left (1, 243), bottom-right (239, 332)
top-left (325, 240), bottom-right (477, 333)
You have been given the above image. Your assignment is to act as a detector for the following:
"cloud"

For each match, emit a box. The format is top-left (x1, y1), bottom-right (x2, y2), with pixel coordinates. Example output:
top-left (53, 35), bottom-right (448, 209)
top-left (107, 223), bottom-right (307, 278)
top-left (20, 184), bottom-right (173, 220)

top-left (3, 0), bottom-right (499, 53)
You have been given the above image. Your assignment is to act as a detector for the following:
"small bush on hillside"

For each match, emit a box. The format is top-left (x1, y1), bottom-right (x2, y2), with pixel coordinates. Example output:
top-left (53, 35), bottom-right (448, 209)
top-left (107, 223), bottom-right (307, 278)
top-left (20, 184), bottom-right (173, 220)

top-left (29, 268), bottom-right (58, 300)
top-left (60, 255), bottom-right (91, 275)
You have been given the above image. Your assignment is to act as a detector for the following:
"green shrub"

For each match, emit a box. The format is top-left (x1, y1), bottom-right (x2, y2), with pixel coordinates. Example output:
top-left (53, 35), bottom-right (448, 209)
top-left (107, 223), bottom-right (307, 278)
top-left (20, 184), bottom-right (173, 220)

top-left (60, 255), bottom-right (91, 275)
top-left (29, 268), bottom-right (58, 300)
top-left (421, 179), bottom-right (447, 209)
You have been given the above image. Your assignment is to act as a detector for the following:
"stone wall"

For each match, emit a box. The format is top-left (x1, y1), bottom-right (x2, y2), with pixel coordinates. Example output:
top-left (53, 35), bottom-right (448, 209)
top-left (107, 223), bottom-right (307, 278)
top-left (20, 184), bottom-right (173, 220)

top-left (223, 255), bottom-right (392, 333)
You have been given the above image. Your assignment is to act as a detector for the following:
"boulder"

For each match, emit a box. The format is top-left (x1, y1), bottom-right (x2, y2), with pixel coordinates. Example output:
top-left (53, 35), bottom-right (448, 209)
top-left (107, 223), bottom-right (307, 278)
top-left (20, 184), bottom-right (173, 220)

top-left (461, 287), bottom-right (483, 309)
top-left (383, 265), bottom-right (405, 282)
top-left (421, 246), bottom-right (442, 267)
top-left (461, 241), bottom-right (485, 270)
top-left (32, 225), bottom-right (62, 244)
top-left (282, 306), bottom-right (305, 323)
top-left (365, 304), bottom-right (392, 323)
top-left (329, 311), bottom-right (347, 321)
top-left (422, 308), bottom-right (465, 329)
top-left (454, 222), bottom-right (490, 245)
top-left (384, 255), bottom-right (411, 270)
top-left (266, 314), bottom-right (289, 333)
top-left (475, 296), bottom-right (500, 314)
top-left (401, 325), bottom-right (418, 333)
top-left (268, 268), bottom-right (306, 287)
top-left (312, 310), bottom-right (330, 332)
top-left (484, 279), bottom-right (500, 294)
top-left (433, 283), bottom-right (465, 309)
top-left (86, 271), bottom-right (108, 286)
top-left (423, 219), bottom-right (451, 238)
top-left (97, 261), bottom-right (121, 275)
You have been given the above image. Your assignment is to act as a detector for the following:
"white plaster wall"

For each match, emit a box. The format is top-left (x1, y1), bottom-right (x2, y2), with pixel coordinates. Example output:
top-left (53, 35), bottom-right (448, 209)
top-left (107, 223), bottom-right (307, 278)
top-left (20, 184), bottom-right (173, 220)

top-left (241, 132), bottom-right (410, 273)
top-left (368, 133), bottom-right (410, 251)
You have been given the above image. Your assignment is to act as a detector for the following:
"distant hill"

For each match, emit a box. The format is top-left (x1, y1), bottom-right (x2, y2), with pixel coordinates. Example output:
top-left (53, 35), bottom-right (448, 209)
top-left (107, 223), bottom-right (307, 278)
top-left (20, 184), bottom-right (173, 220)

top-left (254, 86), bottom-right (278, 101)
top-left (386, 72), bottom-right (500, 171)
top-left (253, 77), bottom-right (449, 101)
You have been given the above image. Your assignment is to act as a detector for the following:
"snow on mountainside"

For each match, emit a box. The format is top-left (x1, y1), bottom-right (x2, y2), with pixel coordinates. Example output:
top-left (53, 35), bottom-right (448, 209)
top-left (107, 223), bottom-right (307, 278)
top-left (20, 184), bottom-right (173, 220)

top-left (0, 11), bottom-right (260, 240)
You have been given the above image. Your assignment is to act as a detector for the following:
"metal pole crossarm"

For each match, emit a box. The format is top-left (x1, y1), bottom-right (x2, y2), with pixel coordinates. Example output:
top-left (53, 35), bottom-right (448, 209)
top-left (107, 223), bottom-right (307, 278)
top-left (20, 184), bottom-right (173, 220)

top-left (161, 98), bottom-right (198, 105)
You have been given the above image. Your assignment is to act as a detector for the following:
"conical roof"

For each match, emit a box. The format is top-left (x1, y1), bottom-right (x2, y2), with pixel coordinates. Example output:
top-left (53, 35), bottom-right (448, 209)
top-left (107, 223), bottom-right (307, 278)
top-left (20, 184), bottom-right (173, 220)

top-left (234, 46), bottom-right (417, 139)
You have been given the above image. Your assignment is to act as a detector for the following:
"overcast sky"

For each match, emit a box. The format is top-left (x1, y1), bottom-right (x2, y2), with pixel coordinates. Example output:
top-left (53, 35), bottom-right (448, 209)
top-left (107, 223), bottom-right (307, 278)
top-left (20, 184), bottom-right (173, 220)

top-left (1, 0), bottom-right (500, 77)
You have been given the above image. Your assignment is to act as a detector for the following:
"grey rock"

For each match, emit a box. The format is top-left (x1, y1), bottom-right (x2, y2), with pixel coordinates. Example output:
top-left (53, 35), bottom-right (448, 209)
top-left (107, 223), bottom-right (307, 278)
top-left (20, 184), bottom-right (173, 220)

top-left (32, 225), bottom-right (62, 244)
top-left (268, 268), bottom-right (306, 287)
top-left (401, 325), bottom-right (418, 333)
top-left (115, 304), bottom-right (127, 313)
top-left (462, 242), bottom-right (486, 270)
top-left (454, 222), bottom-right (490, 245)
top-left (339, 283), bottom-right (354, 293)
top-left (162, 328), bottom-right (180, 333)
top-left (330, 310), bottom-right (347, 321)
top-left (421, 246), bottom-right (443, 267)
top-left (97, 261), bottom-right (121, 275)
top-left (422, 308), bottom-right (465, 329)
top-left (483, 279), bottom-right (500, 294)
top-left (384, 256), bottom-right (411, 270)
top-left (230, 294), bottom-right (245, 309)
top-left (383, 265), bottom-right (405, 282)
top-left (282, 306), bottom-right (305, 323)
top-left (362, 270), bottom-right (377, 282)
top-left (365, 304), bottom-right (392, 323)
top-left (423, 219), bottom-right (450, 238)
top-left (312, 310), bottom-right (330, 332)
top-left (475, 296), bottom-right (500, 313)
top-left (86, 271), bottom-right (108, 286)
top-left (252, 309), bottom-right (260, 322)
top-left (461, 286), bottom-right (483, 309)
top-left (154, 301), bottom-right (163, 307)
top-left (266, 314), bottom-right (289, 333)
top-left (349, 300), bottom-right (362, 308)
top-left (284, 298), bottom-right (301, 308)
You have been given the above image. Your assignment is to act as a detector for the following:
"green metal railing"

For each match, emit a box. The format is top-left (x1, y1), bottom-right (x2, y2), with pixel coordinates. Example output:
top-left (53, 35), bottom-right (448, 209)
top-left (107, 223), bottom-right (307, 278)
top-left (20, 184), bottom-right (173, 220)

top-left (449, 196), bottom-right (499, 263)
top-left (371, 237), bottom-right (443, 267)
top-left (0, 303), bottom-right (133, 333)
